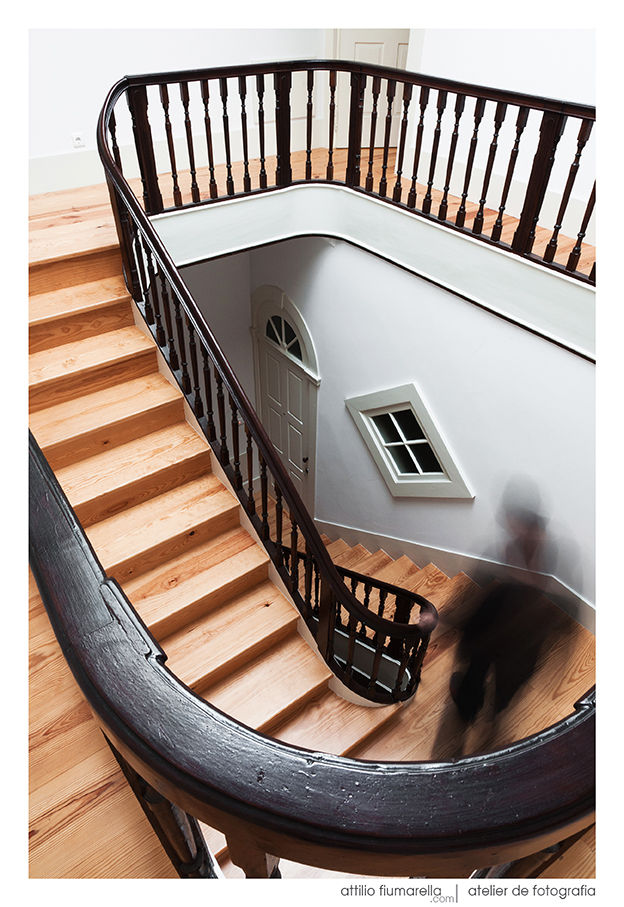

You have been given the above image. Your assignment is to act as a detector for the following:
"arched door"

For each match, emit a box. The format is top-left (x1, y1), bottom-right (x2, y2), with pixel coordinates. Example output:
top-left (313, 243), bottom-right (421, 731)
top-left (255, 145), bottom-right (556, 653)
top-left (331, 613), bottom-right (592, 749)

top-left (252, 287), bottom-right (320, 515)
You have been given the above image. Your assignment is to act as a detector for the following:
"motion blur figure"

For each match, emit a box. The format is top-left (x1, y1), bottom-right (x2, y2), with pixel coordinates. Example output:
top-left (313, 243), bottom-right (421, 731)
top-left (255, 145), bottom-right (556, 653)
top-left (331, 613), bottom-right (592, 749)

top-left (438, 477), bottom-right (569, 754)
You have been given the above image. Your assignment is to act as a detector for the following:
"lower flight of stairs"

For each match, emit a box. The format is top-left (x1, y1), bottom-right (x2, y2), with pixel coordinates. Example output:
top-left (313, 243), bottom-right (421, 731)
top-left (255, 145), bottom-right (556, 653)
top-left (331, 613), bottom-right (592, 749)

top-left (28, 205), bottom-right (595, 879)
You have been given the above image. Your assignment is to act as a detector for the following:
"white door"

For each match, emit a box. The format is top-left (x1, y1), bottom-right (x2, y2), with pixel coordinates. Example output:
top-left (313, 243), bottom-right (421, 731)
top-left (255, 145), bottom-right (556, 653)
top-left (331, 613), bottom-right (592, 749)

top-left (334, 29), bottom-right (410, 149)
top-left (255, 306), bottom-right (319, 516)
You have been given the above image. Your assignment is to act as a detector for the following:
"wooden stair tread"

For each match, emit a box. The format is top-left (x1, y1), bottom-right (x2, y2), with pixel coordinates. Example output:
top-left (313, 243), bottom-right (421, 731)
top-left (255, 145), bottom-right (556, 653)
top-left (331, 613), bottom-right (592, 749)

top-left (274, 688), bottom-right (400, 756)
top-left (124, 527), bottom-right (268, 639)
top-left (55, 423), bottom-right (212, 526)
top-left (350, 549), bottom-right (394, 576)
top-left (201, 632), bottom-right (332, 732)
top-left (29, 326), bottom-right (154, 388)
top-left (333, 543), bottom-right (371, 569)
top-left (86, 474), bottom-right (239, 581)
top-left (368, 554), bottom-right (421, 589)
top-left (404, 562), bottom-right (450, 595)
top-left (325, 538), bottom-right (350, 559)
top-left (29, 213), bottom-right (118, 266)
top-left (162, 581), bottom-right (299, 691)
top-left (29, 276), bottom-right (130, 324)
top-left (29, 373), bottom-right (183, 467)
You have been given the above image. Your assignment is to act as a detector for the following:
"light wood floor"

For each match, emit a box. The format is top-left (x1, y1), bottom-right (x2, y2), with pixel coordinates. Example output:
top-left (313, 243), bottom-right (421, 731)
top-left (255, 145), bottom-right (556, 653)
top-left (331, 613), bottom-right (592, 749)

top-left (28, 176), bottom-right (596, 880)
top-left (29, 146), bottom-right (595, 278)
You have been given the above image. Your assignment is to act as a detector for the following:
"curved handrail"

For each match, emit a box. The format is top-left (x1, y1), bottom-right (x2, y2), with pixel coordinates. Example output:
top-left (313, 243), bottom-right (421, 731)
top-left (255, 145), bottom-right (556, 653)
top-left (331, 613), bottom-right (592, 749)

top-left (97, 72), bottom-right (438, 703)
top-left (29, 430), bottom-right (595, 876)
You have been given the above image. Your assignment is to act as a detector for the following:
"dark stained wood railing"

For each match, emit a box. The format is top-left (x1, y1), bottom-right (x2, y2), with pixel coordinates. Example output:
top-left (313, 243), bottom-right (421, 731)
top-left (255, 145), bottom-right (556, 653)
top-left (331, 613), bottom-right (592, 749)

top-left (29, 431), bottom-right (596, 879)
top-left (108, 60), bottom-right (594, 283)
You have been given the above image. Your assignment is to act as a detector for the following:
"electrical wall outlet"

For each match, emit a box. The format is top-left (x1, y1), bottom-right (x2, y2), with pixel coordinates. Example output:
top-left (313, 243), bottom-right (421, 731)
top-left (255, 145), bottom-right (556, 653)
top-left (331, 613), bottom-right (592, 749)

top-left (72, 132), bottom-right (85, 149)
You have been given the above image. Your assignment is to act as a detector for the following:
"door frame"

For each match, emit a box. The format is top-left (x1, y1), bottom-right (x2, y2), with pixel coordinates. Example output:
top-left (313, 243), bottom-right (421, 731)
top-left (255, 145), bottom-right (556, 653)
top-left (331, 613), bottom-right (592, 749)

top-left (251, 285), bottom-right (321, 516)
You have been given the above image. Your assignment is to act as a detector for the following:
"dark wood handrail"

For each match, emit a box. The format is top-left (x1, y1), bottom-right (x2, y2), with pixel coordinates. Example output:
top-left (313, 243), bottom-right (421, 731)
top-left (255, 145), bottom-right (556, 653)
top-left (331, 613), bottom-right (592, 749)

top-left (29, 430), bottom-right (595, 877)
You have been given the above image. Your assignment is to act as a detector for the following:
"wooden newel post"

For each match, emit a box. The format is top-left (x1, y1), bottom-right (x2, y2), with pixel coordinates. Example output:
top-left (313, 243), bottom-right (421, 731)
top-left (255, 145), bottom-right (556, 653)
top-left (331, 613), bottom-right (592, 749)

top-left (126, 85), bottom-right (164, 215)
top-left (346, 71), bottom-right (366, 187)
top-left (316, 579), bottom-right (334, 661)
top-left (274, 71), bottom-right (292, 187)
top-left (511, 109), bottom-right (567, 255)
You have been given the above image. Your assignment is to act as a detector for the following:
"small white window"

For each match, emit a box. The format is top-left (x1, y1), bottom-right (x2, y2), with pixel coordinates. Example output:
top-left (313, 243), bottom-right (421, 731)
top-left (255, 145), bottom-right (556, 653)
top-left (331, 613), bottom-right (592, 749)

top-left (346, 384), bottom-right (473, 499)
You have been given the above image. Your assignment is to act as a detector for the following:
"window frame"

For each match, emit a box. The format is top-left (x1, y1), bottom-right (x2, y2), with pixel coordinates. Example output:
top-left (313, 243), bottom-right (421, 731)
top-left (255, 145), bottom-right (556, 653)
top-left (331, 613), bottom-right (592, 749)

top-left (346, 384), bottom-right (473, 499)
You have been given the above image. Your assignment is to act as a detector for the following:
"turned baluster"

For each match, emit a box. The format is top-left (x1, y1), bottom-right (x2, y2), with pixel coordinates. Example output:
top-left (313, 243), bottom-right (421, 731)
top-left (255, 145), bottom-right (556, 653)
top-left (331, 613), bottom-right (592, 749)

top-left (365, 76), bottom-right (382, 192)
top-left (566, 182), bottom-right (595, 272)
top-left (378, 79), bottom-right (397, 198)
top-left (305, 70), bottom-right (314, 180)
top-left (438, 93), bottom-right (466, 221)
top-left (245, 426), bottom-right (255, 515)
top-left (259, 453), bottom-right (269, 540)
top-left (304, 547), bottom-right (313, 613)
top-left (200, 80), bottom-right (219, 199)
top-left (274, 71), bottom-right (292, 187)
top-left (200, 346), bottom-right (216, 441)
top-left (158, 271), bottom-right (179, 371)
top-left (313, 561), bottom-right (321, 616)
top-left (491, 105), bottom-right (529, 242)
top-left (290, 521), bottom-right (299, 593)
top-left (171, 294), bottom-right (191, 394)
top-left (215, 370), bottom-right (229, 465)
top-left (144, 247), bottom-right (165, 347)
top-left (179, 81), bottom-right (200, 203)
top-left (392, 639), bottom-right (412, 699)
top-left (326, 70), bottom-right (337, 180)
top-left (345, 613), bottom-right (358, 677)
top-left (367, 635), bottom-right (386, 691)
top-left (407, 85), bottom-right (430, 208)
top-left (377, 588), bottom-right (388, 620)
top-left (159, 84), bottom-right (183, 207)
top-left (185, 318), bottom-right (203, 418)
top-left (238, 75), bottom-right (252, 193)
top-left (544, 118), bottom-right (593, 263)
top-left (219, 77), bottom-right (235, 195)
top-left (392, 83), bottom-right (413, 202)
top-left (455, 97), bottom-right (486, 227)
top-left (256, 74), bottom-right (267, 189)
top-left (422, 89), bottom-right (448, 214)
top-left (133, 229), bottom-right (152, 323)
top-left (108, 109), bottom-right (123, 172)
top-left (274, 485), bottom-right (283, 564)
top-left (472, 101), bottom-right (508, 234)
top-left (362, 581), bottom-right (372, 610)
top-left (229, 395), bottom-right (243, 489)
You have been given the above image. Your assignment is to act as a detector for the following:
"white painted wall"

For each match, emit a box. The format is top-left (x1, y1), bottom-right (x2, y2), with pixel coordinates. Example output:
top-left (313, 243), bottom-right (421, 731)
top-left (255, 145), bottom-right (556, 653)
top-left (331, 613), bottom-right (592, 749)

top-left (246, 237), bottom-right (594, 604)
top-left (29, 28), bottom-right (329, 192)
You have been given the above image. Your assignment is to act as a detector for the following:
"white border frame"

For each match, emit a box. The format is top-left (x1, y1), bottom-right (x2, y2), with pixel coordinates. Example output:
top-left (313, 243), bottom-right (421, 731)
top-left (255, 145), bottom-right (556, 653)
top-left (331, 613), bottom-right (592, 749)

top-left (346, 383), bottom-right (473, 499)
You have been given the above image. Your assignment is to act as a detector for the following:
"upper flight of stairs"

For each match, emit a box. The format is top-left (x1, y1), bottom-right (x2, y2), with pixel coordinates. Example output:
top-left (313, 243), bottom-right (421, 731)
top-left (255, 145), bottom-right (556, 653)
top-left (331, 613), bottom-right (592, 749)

top-left (28, 184), bottom-right (596, 880)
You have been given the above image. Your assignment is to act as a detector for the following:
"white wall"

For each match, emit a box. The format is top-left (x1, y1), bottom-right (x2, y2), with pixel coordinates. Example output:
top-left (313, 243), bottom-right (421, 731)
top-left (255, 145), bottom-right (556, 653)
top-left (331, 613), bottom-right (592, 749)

top-left (247, 237), bottom-right (594, 603)
top-left (29, 28), bottom-right (329, 192)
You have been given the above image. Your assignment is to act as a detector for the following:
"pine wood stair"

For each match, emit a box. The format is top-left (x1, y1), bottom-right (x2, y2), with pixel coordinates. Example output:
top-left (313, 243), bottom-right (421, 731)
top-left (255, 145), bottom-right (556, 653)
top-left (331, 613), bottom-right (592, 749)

top-left (28, 185), bottom-right (596, 880)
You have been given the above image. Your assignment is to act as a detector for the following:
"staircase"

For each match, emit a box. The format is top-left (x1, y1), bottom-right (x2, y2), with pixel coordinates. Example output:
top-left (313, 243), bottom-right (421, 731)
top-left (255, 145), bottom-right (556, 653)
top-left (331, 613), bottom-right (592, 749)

top-left (28, 184), bottom-right (596, 879)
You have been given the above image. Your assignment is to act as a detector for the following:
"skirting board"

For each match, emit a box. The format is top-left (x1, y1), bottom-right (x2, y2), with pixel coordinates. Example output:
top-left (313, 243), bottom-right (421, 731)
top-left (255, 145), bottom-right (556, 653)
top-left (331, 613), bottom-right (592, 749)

top-left (315, 518), bottom-right (595, 634)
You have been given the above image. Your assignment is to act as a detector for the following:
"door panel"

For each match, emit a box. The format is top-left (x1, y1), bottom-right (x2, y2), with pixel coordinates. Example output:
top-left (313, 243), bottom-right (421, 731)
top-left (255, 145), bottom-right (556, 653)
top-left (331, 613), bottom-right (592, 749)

top-left (335, 29), bottom-right (410, 147)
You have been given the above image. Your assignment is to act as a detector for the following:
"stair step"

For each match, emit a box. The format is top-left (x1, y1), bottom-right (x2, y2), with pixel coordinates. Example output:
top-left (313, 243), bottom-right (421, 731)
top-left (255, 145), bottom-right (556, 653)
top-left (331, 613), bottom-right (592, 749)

top-left (162, 581), bottom-right (299, 691)
top-left (28, 212), bottom-right (118, 270)
top-left (56, 423), bottom-right (212, 527)
top-left (351, 549), bottom-right (394, 577)
top-left (408, 562), bottom-right (451, 597)
top-left (29, 373), bottom-right (183, 469)
top-left (333, 544), bottom-right (371, 570)
top-left (29, 247), bottom-right (124, 295)
top-left (200, 632), bottom-right (332, 732)
top-left (369, 554), bottom-right (421, 589)
top-left (29, 277), bottom-right (133, 352)
top-left (86, 475), bottom-right (239, 583)
top-left (274, 688), bottom-right (400, 756)
top-left (123, 527), bottom-right (269, 639)
top-left (29, 326), bottom-right (156, 412)
top-left (325, 538), bottom-right (350, 559)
